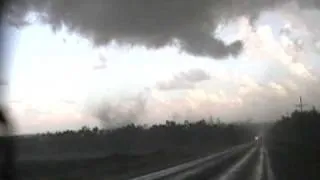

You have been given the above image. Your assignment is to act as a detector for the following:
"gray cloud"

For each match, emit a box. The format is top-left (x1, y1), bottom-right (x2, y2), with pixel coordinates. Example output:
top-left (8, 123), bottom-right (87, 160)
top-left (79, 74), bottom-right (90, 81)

top-left (157, 69), bottom-right (211, 90)
top-left (2, 0), bottom-right (273, 59)
top-left (5, 0), bottom-right (320, 59)
top-left (4, 0), bottom-right (320, 60)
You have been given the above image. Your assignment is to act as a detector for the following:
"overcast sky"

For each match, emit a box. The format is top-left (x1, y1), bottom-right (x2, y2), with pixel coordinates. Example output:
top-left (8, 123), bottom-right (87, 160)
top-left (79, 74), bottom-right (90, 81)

top-left (2, 1), bottom-right (320, 134)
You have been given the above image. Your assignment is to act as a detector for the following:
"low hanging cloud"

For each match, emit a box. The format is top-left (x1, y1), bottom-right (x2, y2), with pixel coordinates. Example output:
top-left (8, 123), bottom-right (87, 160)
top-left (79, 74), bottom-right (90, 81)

top-left (157, 68), bottom-right (211, 90)
top-left (4, 0), bottom-right (320, 62)
top-left (3, 0), bottom-right (246, 59)
top-left (6, 0), bottom-right (320, 59)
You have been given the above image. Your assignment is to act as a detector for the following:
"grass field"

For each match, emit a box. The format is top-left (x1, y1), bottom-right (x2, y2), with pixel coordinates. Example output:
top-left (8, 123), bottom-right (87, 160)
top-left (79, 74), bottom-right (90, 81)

top-left (16, 145), bottom-right (234, 180)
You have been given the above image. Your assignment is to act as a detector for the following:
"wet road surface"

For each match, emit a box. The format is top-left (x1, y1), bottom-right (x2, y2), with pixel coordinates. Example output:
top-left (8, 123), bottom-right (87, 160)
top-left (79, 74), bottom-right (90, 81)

top-left (132, 142), bottom-right (276, 180)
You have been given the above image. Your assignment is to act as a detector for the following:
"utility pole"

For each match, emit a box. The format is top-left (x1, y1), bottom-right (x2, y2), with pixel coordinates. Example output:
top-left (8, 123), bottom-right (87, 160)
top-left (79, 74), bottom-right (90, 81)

top-left (295, 96), bottom-right (307, 112)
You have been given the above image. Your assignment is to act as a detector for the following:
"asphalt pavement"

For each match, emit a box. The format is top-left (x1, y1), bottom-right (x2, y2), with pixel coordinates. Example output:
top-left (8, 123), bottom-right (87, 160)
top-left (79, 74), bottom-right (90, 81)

top-left (131, 142), bottom-right (276, 180)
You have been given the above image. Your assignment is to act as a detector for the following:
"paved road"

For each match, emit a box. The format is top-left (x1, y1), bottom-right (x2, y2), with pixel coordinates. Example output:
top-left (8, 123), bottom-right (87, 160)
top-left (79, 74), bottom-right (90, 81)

top-left (131, 142), bottom-right (276, 180)
top-left (211, 145), bottom-right (275, 180)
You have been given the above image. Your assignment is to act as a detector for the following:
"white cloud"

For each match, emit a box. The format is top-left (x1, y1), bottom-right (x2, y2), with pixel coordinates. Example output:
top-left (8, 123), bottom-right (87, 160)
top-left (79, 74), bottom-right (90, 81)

top-left (235, 16), bottom-right (316, 82)
top-left (288, 62), bottom-right (315, 79)
top-left (268, 82), bottom-right (288, 96)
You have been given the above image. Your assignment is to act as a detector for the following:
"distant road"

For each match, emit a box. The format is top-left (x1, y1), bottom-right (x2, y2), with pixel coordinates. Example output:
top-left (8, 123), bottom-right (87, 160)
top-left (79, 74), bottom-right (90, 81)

top-left (131, 142), bottom-right (275, 180)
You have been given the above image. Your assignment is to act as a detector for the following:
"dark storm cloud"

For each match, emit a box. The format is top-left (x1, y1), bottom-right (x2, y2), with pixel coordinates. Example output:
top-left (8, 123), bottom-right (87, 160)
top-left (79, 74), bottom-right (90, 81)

top-left (2, 0), bottom-right (250, 59)
top-left (157, 69), bottom-right (211, 90)
top-left (4, 0), bottom-right (320, 60)
top-left (5, 0), bottom-right (320, 58)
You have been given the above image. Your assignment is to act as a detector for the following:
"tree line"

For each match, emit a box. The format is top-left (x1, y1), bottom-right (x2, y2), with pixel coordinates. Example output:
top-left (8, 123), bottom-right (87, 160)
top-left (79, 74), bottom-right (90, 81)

top-left (265, 107), bottom-right (320, 180)
top-left (266, 107), bottom-right (320, 145)
top-left (16, 119), bottom-right (258, 159)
